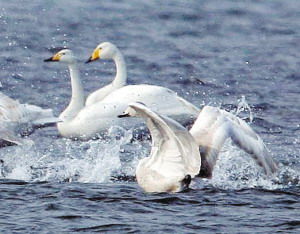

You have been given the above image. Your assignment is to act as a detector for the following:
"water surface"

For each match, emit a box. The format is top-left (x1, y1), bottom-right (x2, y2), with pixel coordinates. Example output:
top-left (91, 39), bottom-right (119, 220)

top-left (0, 0), bottom-right (299, 233)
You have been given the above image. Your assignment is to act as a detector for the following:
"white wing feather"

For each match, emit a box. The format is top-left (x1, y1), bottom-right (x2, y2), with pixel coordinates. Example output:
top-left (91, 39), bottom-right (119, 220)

top-left (130, 103), bottom-right (201, 178)
top-left (189, 106), bottom-right (277, 176)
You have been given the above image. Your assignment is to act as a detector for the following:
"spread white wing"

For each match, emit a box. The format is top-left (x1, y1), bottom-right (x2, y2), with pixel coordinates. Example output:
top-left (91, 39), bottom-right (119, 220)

top-left (189, 106), bottom-right (277, 176)
top-left (130, 103), bottom-right (201, 178)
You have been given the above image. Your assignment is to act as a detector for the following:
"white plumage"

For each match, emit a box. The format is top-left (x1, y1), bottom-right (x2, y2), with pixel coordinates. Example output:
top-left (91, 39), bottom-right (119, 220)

top-left (85, 42), bottom-right (199, 117)
top-left (120, 103), bottom-right (277, 193)
top-left (189, 106), bottom-right (277, 177)
top-left (0, 91), bottom-right (58, 146)
top-left (119, 102), bottom-right (201, 193)
top-left (44, 47), bottom-right (199, 139)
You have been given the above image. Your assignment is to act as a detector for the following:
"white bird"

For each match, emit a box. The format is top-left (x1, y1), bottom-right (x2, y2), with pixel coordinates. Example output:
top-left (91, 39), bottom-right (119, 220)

top-left (44, 49), bottom-right (198, 139)
top-left (118, 102), bottom-right (201, 193)
top-left (0, 91), bottom-right (58, 146)
top-left (44, 49), bottom-right (125, 139)
top-left (119, 103), bottom-right (277, 193)
top-left (85, 42), bottom-right (199, 121)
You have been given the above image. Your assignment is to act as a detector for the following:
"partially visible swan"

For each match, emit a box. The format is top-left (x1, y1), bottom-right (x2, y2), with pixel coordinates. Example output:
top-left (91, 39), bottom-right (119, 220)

top-left (118, 102), bottom-right (201, 193)
top-left (119, 103), bottom-right (277, 193)
top-left (85, 42), bottom-right (199, 121)
top-left (44, 49), bottom-right (198, 139)
top-left (0, 91), bottom-right (58, 146)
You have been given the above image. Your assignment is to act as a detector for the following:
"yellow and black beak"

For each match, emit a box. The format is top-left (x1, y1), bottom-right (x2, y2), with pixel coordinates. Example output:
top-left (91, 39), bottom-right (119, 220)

top-left (44, 52), bottom-right (61, 62)
top-left (86, 48), bottom-right (101, 63)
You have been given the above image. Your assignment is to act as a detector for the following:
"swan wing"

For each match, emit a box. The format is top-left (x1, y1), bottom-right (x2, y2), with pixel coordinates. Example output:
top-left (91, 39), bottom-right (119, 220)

top-left (130, 103), bottom-right (201, 178)
top-left (0, 92), bottom-right (23, 121)
top-left (21, 104), bottom-right (58, 126)
top-left (0, 92), bottom-right (58, 129)
top-left (189, 106), bottom-right (277, 176)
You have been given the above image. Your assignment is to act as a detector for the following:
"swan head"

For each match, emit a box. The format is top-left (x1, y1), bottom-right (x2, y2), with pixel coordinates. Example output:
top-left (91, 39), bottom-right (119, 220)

top-left (44, 49), bottom-right (76, 64)
top-left (86, 42), bottom-right (118, 63)
top-left (118, 102), bottom-right (146, 118)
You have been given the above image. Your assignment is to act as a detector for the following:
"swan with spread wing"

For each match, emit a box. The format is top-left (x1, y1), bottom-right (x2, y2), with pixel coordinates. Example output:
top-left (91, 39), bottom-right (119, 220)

top-left (119, 103), bottom-right (277, 193)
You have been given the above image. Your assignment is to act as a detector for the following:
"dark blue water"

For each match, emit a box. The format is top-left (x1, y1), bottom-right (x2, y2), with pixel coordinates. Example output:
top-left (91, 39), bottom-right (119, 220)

top-left (0, 0), bottom-right (299, 233)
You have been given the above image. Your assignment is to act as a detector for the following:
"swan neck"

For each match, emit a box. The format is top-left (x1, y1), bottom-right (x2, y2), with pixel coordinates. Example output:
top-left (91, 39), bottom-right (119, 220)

top-left (68, 63), bottom-right (85, 106)
top-left (61, 63), bottom-right (84, 121)
top-left (112, 50), bottom-right (127, 87)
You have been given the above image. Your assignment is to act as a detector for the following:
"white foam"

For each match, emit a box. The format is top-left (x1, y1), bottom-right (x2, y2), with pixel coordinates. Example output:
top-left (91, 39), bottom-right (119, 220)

top-left (0, 110), bottom-right (298, 191)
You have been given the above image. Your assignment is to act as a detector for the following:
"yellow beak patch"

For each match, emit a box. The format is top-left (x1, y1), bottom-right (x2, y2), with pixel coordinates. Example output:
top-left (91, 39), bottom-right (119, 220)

top-left (90, 48), bottom-right (101, 61)
top-left (52, 52), bottom-right (62, 61)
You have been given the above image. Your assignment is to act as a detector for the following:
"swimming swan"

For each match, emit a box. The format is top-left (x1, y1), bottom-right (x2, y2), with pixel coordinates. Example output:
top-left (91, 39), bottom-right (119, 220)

top-left (0, 91), bottom-right (58, 146)
top-left (119, 103), bottom-right (277, 193)
top-left (118, 102), bottom-right (201, 193)
top-left (44, 49), bottom-right (198, 139)
top-left (85, 42), bottom-right (199, 121)
top-left (44, 49), bottom-right (127, 139)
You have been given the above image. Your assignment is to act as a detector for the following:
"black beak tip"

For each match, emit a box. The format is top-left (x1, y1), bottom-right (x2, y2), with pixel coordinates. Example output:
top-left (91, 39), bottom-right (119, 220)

top-left (44, 58), bottom-right (53, 62)
top-left (85, 57), bottom-right (93, 64)
top-left (118, 113), bottom-right (130, 118)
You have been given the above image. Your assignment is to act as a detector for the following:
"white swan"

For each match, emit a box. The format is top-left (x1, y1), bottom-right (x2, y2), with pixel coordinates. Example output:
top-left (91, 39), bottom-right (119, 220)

top-left (85, 42), bottom-right (199, 121)
top-left (119, 103), bottom-right (277, 193)
top-left (0, 91), bottom-right (58, 146)
top-left (44, 49), bottom-right (198, 139)
top-left (44, 49), bottom-right (126, 139)
top-left (118, 102), bottom-right (201, 193)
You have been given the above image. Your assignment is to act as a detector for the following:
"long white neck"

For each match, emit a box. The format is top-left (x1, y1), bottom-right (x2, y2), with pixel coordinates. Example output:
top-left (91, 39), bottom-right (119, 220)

top-left (60, 63), bottom-right (85, 121)
top-left (112, 49), bottom-right (127, 87)
top-left (85, 49), bottom-right (127, 106)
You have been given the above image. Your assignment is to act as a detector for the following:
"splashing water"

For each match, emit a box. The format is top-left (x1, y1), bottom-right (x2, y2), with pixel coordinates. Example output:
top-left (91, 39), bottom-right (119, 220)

top-left (0, 126), bottom-right (149, 183)
top-left (0, 104), bottom-right (299, 190)
top-left (198, 140), bottom-right (300, 190)
top-left (236, 95), bottom-right (254, 123)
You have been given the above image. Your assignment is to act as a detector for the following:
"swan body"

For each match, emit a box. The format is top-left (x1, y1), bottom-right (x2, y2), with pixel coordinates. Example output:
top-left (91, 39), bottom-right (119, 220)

top-left (0, 91), bottom-right (58, 146)
top-left (101, 84), bottom-right (199, 121)
top-left (189, 106), bottom-right (277, 177)
top-left (85, 42), bottom-right (199, 119)
top-left (56, 101), bottom-right (134, 139)
top-left (119, 102), bottom-right (201, 193)
top-left (45, 48), bottom-right (198, 139)
top-left (119, 103), bottom-right (277, 192)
